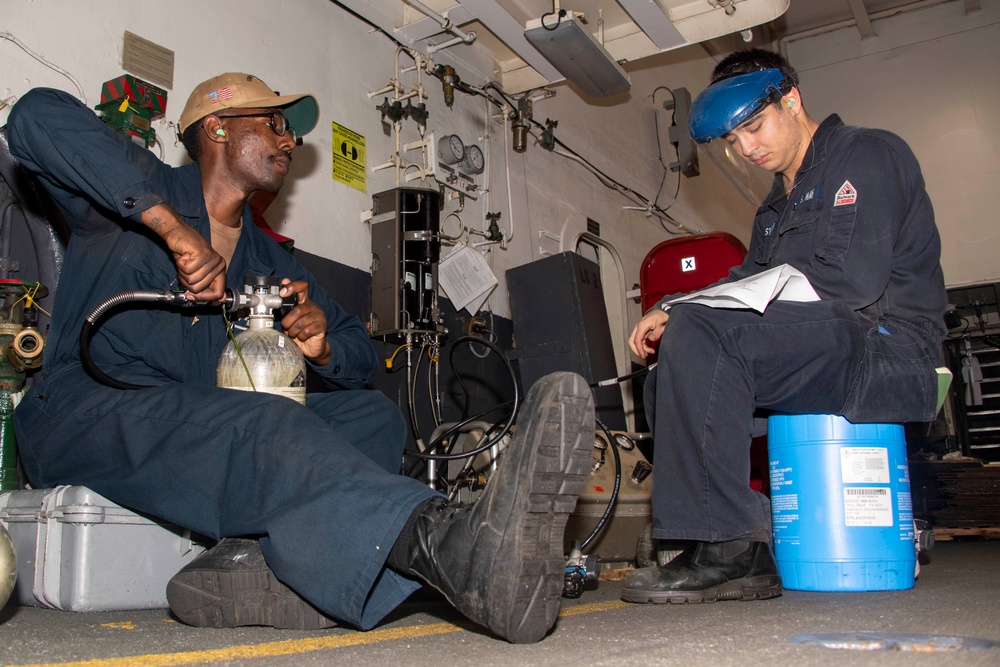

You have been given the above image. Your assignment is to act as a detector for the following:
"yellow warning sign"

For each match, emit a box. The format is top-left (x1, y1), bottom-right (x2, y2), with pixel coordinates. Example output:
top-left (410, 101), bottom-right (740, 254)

top-left (331, 122), bottom-right (366, 192)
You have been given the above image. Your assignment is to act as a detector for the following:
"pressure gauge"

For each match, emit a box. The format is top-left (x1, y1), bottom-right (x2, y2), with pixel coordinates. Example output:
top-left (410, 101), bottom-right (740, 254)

top-left (437, 134), bottom-right (465, 165)
top-left (614, 433), bottom-right (636, 451)
top-left (458, 144), bottom-right (485, 175)
top-left (593, 435), bottom-right (608, 451)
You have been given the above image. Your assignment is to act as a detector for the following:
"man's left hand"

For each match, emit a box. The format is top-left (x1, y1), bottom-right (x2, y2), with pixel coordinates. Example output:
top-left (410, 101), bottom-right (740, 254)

top-left (279, 279), bottom-right (332, 366)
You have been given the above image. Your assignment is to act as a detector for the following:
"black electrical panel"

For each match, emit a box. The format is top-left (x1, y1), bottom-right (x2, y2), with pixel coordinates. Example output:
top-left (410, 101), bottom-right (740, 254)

top-left (369, 187), bottom-right (441, 340)
top-left (507, 252), bottom-right (625, 429)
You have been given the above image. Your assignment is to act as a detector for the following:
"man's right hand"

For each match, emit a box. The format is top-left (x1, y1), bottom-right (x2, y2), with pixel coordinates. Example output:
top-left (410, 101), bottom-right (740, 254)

top-left (142, 203), bottom-right (226, 301)
top-left (628, 309), bottom-right (670, 360)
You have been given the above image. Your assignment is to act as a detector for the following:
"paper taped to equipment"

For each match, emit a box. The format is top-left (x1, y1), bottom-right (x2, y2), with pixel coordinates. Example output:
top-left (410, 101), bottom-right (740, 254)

top-left (438, 245), bottom-right (498, 314)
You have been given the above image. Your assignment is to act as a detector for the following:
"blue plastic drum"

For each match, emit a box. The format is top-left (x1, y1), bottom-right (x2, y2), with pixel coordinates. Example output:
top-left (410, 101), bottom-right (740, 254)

top-left (768, 414), bottom-right (915, 591)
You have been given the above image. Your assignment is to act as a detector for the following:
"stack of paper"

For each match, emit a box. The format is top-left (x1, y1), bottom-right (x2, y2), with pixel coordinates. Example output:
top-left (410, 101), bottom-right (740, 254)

top-left (666, 264), bottom-right (819, 313)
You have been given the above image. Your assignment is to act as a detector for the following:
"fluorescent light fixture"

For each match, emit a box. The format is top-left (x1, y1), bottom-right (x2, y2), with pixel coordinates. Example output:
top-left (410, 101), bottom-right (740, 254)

top-left (524, 14), bottom-right (630, 97)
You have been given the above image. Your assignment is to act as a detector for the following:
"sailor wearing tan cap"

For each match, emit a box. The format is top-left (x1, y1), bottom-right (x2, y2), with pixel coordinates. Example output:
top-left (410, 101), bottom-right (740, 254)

top-left (7, 73), bottom-right (593, 643)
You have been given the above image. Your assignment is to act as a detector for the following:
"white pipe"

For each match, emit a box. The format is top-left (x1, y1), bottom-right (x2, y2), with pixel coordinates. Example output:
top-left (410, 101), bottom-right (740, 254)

top-left (427, 32), bottom-right (477, 54)
top-left (395, 120), bottom-right (402, 186)
top-left (401, 0), bottom-right (477, 45)
top-left (366, 84), bottom-right (396, 99)
top-left (563, 231), bottom-right (636, 431)
top-left (501, 104), bottom-right (516, 246)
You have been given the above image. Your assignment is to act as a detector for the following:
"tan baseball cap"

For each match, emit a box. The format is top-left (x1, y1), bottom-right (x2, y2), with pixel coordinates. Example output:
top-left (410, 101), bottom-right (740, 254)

top-left (178, 72), bottom-right (319, 136)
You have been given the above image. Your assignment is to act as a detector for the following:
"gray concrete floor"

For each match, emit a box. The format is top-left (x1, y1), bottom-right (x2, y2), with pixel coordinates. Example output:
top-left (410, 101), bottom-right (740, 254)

top-left (1, 540), bottom-right (998, 667)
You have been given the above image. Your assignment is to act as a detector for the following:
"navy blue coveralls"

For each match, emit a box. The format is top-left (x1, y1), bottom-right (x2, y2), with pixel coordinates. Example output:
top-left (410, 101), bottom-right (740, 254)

top-left (8, 88), bottom-right (439, 628)
top-left (646, 114), bottom-right (947, 543)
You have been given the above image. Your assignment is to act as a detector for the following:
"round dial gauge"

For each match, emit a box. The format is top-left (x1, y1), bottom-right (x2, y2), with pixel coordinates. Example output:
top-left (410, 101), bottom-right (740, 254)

top-left (459, 144), bottom-right (485, 174)
top-left (593, 435), bottom-right (608, 451)
top-left (437, 134), bottom-right (465, 165)
top-left (614, 434), bottom-right (635, 451)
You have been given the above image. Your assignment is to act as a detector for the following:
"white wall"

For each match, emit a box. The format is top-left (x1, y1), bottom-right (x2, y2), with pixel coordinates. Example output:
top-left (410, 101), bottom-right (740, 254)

top-left (4, 0), bottom-right (992, 348)
top-left (784, 0), bottom-right (1000, 289)
top-left (0, 0), bottom-right (750, 333)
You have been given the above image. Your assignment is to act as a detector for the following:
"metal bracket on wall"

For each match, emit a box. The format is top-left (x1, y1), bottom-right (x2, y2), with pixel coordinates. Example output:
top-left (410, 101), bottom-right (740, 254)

top-left (538, 229), bottom-right (561, 256)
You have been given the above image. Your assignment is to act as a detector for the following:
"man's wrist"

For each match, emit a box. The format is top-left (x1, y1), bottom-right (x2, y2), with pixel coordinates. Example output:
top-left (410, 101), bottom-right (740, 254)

top-left (307, 342), bottom-right (332, 367)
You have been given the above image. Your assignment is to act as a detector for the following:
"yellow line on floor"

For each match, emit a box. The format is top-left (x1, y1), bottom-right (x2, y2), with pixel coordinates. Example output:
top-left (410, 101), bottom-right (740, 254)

top-left (6, 622), bottom-right (463, 667)
top-left (559, 599), bottom-right (629, 617)
top-left (5, 601), bottom-right (629, 667)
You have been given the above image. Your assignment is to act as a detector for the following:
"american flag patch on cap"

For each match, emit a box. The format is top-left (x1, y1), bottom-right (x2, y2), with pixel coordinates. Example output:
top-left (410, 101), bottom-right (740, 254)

top-left (209, 87), bottom-right (233, 104)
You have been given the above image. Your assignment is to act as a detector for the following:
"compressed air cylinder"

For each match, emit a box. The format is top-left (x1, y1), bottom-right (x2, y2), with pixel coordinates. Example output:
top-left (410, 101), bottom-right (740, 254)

top-left (217, 276), bottom-right (307, 405)
top-left (216, 316), bottom-right (307, 406)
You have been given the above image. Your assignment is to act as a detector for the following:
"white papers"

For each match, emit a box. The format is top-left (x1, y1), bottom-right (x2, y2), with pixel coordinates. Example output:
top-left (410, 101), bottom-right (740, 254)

top-left (666, 264), bottom-right (819, 313)
top-left (438, 245), bottom-right (498, 314)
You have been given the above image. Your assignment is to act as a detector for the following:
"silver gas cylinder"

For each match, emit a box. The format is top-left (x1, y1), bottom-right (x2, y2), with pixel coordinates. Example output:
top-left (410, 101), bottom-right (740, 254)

top-left (216, 276), bottom-right (306, 405)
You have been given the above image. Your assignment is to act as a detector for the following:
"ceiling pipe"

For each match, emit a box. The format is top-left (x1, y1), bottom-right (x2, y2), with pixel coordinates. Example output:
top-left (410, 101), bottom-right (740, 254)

top-left (427, 33), bottom-right (478, 54)
top-left (401, 0), bottom-right (477, 46)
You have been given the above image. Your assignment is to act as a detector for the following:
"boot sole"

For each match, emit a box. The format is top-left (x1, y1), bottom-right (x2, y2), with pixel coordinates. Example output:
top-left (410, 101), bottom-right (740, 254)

top-left (485, 372), bottom-right (594, 643)
top-left (166, 564), bottom-right (337, 629)
top-left (621, 574), bottom-right (783, 604)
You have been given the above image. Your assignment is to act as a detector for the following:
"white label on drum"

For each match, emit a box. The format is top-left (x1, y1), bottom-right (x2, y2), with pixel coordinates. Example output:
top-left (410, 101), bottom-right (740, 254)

top-left (840, 447), bottom-right (890, 484)
top-left (843, 487), bottom-right (893, 526)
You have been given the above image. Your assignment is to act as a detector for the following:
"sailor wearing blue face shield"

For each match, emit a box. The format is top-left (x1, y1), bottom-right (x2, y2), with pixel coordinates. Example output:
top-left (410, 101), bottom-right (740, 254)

top-left (625, 49), bottom-right (947, 604)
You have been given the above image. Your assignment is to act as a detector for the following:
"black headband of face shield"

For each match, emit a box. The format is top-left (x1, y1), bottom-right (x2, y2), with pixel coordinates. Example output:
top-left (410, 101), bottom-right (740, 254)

top-left (750, 71), bottom-right (793, 112)
top-left (728, 87), bottom-right (786, 134)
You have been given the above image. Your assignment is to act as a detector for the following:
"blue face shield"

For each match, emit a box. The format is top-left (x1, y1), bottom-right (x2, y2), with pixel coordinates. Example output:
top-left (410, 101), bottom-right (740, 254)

top-left (685, 68), bottom-right (791, 207)
top-left (688, 69), bottom-right (790, 144)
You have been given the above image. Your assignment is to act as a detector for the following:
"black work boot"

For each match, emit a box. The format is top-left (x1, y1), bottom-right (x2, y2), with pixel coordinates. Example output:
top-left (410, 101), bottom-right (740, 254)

top-left (167, 537), bottom-right (337, 629)
top-left (399, 372), bottom-right (594, 643)
top-left (622, 539), bottom-right (782, 604)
